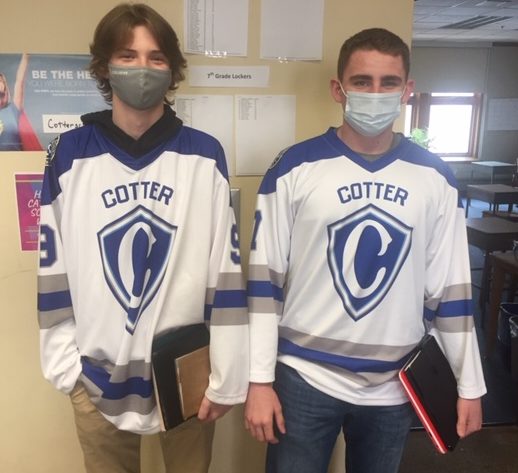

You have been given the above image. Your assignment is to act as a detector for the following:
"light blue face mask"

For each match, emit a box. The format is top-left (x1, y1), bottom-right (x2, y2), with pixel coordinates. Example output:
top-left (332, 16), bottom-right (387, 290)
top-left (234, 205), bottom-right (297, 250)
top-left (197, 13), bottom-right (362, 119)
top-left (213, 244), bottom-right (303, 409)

top-left (109, 64), bottom-right (172, 110)
top-left (340, 84), bottom-right (403, 137)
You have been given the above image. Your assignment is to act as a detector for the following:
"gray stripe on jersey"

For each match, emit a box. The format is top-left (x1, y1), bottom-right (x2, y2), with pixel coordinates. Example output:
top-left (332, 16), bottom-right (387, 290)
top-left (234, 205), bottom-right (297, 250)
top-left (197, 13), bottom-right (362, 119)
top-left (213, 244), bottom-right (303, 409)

top-left (248, 296), bottom-right (283, 316)
top-left (312, 360), bottom-right (399, 387)
top-left (210, 306), bottom-right (248, 326)
top-left (424, 283), bottom-right (472, 311)
top-left (249, 264), bottom-right (285, 288)
top-left (81, 376), bottom-right (155, 416)
top-left (38, 307), bottom-right (74, 329)
top-left (91, 358), bottom-right (151, 383)
top-left (206, 272), bottom-right (246, 305)
top-left (206, 287), bottom-right (216, 305)
top-left (431, 315), bottom-right (474, 333)
top-left (218, 271), bottom-right (246, 290)
top-left (279, 326), bottom-right (414, 361)
top-left (38, 273), bottom-right (69, 293)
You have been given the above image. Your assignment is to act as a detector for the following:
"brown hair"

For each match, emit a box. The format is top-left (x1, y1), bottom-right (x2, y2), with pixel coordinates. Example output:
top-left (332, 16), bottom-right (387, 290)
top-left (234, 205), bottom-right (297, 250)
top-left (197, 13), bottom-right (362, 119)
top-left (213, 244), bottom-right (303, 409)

top-left (89, 3), bottom-right (187, 104)
top-left (337, 28), bottom-right (410, 81)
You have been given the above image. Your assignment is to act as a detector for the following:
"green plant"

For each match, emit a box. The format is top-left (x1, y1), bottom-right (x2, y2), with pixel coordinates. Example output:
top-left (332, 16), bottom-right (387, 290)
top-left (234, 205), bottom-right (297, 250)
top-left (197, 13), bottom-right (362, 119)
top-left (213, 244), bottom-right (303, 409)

top-left (409, 127), bottom-right (433, 149)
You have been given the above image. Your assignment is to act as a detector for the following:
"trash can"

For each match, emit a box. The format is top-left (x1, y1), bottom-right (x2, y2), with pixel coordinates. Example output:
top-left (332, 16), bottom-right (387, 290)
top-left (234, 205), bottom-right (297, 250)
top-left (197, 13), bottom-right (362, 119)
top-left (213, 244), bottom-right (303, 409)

top-left (510, 316), bottom-right (518, 420)
top-left (498, 303), bottom-right (518, 369)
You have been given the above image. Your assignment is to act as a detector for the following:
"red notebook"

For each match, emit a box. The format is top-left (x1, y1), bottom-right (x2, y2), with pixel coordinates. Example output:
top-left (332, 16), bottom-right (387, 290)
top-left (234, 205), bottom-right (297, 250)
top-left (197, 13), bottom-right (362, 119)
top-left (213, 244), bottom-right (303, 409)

top-left (399, 334), bottom-right (459, 454)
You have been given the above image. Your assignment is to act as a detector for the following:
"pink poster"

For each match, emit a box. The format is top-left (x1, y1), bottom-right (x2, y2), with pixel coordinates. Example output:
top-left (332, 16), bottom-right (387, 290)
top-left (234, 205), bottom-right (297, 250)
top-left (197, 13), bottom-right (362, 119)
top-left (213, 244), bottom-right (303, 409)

top-left (15, 173), bottom-right (43, 251)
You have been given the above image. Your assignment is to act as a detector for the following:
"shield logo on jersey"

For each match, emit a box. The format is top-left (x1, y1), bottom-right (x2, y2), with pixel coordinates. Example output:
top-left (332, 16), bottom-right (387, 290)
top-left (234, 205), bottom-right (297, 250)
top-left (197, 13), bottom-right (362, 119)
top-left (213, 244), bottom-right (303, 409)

top-left (327, 204), bottom-right (412, 321)
top-left (98, 205), bottom-right (177, 334)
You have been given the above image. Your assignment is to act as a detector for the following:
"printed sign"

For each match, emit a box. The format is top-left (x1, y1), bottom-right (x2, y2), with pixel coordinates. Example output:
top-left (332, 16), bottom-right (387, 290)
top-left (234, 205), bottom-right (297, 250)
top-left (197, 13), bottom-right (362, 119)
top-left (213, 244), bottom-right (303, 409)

top-left (15, 173), bottom-right (43, 251)
top-left (0, 54), bottom-right (105, 151)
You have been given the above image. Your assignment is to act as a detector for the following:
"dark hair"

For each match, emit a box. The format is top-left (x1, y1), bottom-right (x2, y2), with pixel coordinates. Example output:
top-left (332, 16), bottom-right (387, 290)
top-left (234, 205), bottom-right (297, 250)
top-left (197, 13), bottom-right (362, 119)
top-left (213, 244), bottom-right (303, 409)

top-left (89, 3), bottom-right (187, 104)
top-left (337, 28), bottom-right (410, 80)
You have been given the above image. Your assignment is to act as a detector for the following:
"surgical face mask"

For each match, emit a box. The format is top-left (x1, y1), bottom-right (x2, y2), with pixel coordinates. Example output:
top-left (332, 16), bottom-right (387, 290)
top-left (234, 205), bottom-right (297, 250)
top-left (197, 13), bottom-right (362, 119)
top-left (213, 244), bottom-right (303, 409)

top-left (340, 84), bottom-right (403, 137)
top-left (109, 64), bottom-right (172, 110)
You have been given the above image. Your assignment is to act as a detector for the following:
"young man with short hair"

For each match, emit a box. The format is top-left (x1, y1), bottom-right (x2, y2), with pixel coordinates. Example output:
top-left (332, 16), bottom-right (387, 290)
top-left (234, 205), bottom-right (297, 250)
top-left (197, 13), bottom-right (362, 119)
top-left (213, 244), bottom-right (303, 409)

top-left (37, 4), bottom-right (248, 472)
top-left (245, 28), bottom-right (486, 473)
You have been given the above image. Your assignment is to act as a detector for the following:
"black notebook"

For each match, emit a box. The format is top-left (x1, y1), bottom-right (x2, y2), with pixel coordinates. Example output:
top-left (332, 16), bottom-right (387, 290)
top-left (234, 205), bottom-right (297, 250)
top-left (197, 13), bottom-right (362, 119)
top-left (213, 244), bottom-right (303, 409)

top-left (151, 324), bottom-right (210, 431)
top-left (399, 334), bottom-right (459, 454)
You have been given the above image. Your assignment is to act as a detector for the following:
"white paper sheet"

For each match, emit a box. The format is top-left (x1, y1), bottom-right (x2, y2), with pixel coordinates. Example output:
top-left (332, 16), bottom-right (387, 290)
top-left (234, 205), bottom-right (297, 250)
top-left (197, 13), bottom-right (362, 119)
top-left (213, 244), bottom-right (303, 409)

top-left (260, 0), bottom-right (324, 61)
top-left (184, 0), bottom-right (249, 57)
top-left (188, 66), bottom-right (269, 88)
top-left (235, 95), bottom-right (296, 176)
top-left (173, 96), bottom-right (235, 174)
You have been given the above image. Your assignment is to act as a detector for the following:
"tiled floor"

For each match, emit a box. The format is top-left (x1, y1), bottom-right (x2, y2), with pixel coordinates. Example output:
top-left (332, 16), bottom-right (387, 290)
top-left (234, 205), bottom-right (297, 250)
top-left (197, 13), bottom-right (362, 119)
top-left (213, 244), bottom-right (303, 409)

top-left (400, 425), bottom-right (518, 473)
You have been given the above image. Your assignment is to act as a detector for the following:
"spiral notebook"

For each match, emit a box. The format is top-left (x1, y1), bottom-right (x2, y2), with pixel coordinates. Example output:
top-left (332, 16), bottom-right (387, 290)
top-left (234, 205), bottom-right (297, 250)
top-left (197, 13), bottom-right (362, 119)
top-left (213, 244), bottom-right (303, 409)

top-left (399, 334), bottom-right (459, 454)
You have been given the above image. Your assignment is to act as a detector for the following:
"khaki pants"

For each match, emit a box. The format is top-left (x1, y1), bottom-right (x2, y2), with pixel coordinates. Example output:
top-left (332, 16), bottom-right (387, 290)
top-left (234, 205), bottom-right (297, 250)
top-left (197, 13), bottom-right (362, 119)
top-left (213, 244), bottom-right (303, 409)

top-left (70, 383), bottom-right (215, 473)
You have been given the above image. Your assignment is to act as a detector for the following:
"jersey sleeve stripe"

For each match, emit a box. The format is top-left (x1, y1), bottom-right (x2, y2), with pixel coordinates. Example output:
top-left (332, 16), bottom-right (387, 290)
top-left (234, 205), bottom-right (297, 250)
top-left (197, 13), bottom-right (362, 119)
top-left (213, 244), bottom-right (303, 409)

top-left (38, 290), bottom-right (72, 312)
top-left (423, 299), bottom-right (473, 319)
top-left (247, 280), bottom-right (284, 302)
top-left (209, 307), bottom-right (248, 326)
top-left (432, 316), bottom-right (475, 334)
top-left (38, 307), bottom-right (74, 329)
top-left (424, 283), bottom-right (472, 310)
top-left (249, 296), bottom-right (283, 316)
top-left (38, 274), bottom-right (70, 294)
top-left (205, 289), bottom-right (247, 321)
top-left (249, 264), bottom-right (285, 289)
top-left (212, 289), bottom-right (247, 308)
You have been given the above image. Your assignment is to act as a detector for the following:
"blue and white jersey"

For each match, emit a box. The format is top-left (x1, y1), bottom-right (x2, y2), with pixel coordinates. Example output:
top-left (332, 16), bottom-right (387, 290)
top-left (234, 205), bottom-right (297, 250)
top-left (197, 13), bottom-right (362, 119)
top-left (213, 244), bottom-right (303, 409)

top-left (248, 127), bottom-right (486, 406)
top-left (38, 122), bottom-right (249, 434)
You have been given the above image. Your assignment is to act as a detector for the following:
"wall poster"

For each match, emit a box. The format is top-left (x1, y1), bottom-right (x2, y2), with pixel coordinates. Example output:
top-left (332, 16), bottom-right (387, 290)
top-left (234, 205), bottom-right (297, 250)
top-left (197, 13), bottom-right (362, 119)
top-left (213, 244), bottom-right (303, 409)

top-left (14, 173), bottom-right (43, 251)
top-left (0, 53), bottom-right (105, 152)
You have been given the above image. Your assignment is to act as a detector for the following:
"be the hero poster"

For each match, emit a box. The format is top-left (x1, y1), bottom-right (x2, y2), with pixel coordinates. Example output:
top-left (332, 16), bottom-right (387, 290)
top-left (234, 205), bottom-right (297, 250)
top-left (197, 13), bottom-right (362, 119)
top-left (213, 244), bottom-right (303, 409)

top-left (0, 54), bottom-right (105, 151)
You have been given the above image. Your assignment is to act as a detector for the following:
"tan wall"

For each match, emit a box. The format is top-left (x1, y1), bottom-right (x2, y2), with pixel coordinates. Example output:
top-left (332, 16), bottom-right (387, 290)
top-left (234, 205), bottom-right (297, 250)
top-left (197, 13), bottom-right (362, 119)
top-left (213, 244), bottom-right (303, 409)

top-left (0, 1), bottom-right (413, 472)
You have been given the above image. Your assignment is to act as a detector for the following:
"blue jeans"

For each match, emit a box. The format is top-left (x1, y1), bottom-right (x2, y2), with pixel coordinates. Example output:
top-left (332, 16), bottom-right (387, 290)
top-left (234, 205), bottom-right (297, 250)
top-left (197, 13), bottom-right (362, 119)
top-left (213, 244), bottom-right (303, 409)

top-left (266, 363), bottom-right (413, 473)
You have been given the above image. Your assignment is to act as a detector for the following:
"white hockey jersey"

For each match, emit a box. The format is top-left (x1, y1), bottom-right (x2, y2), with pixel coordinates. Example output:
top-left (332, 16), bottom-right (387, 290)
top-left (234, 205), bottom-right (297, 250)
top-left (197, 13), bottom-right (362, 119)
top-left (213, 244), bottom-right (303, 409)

top-left (248, 128), bottom-right (486, 406)
top-left (38, 119), bottom-right (249, 434)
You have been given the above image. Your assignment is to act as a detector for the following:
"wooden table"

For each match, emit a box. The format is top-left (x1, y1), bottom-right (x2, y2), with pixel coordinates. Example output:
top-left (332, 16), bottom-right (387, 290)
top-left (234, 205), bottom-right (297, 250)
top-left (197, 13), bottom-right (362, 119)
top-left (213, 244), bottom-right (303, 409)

top-left (471, 161), bottom-right (515, 184)
top-left (465, 184), bottom-right (518, 217)
top-left (466, 217), bottom-right (518, 312)
top-left (487, 252), bottom-right (518, 355)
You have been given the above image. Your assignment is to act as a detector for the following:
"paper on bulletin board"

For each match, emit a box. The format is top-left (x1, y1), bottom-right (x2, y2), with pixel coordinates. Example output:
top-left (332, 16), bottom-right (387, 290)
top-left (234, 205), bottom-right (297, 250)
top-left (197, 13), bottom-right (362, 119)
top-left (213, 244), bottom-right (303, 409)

top-left (487, 98), bottom-right (518, 131)
top-left (183, 0), bottom-right (249, 57)
top-left (260, 0), bottom-right (324, 61)
top-left (235, 95), bottom-right (296, 176)
top-left (174, 95), bottom-right (235, 174)
top-left (14, 173), bottom-right (43, 251)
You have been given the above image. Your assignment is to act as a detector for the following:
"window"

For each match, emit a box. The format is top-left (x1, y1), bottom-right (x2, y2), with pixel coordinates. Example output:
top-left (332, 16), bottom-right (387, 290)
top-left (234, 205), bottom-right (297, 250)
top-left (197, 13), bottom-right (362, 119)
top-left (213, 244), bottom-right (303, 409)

top-left (404, 92), bottom-right (482, 158)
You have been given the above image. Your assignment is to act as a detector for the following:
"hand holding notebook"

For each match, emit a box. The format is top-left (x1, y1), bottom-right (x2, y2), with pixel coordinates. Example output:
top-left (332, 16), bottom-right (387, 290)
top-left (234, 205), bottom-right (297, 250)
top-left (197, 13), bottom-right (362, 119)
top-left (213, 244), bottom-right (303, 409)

top-left (152, 324), bottom-right (210, 431)
top-left (399, 334), bottom-right (459, 453)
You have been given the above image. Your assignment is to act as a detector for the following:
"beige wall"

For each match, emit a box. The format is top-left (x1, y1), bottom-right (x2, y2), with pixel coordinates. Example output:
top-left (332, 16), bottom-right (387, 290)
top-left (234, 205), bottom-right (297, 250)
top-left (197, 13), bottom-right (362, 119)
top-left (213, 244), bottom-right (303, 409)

top-left (0, 1), bottom-right (414, 472)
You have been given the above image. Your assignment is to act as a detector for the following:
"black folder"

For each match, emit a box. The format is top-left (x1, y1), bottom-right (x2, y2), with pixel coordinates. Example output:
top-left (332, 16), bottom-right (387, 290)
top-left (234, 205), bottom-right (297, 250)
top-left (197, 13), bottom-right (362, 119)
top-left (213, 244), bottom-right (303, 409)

top-left (399, 334), bottom-right (459, 453)
top-left (151, 323), bottom-right (210, 431)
